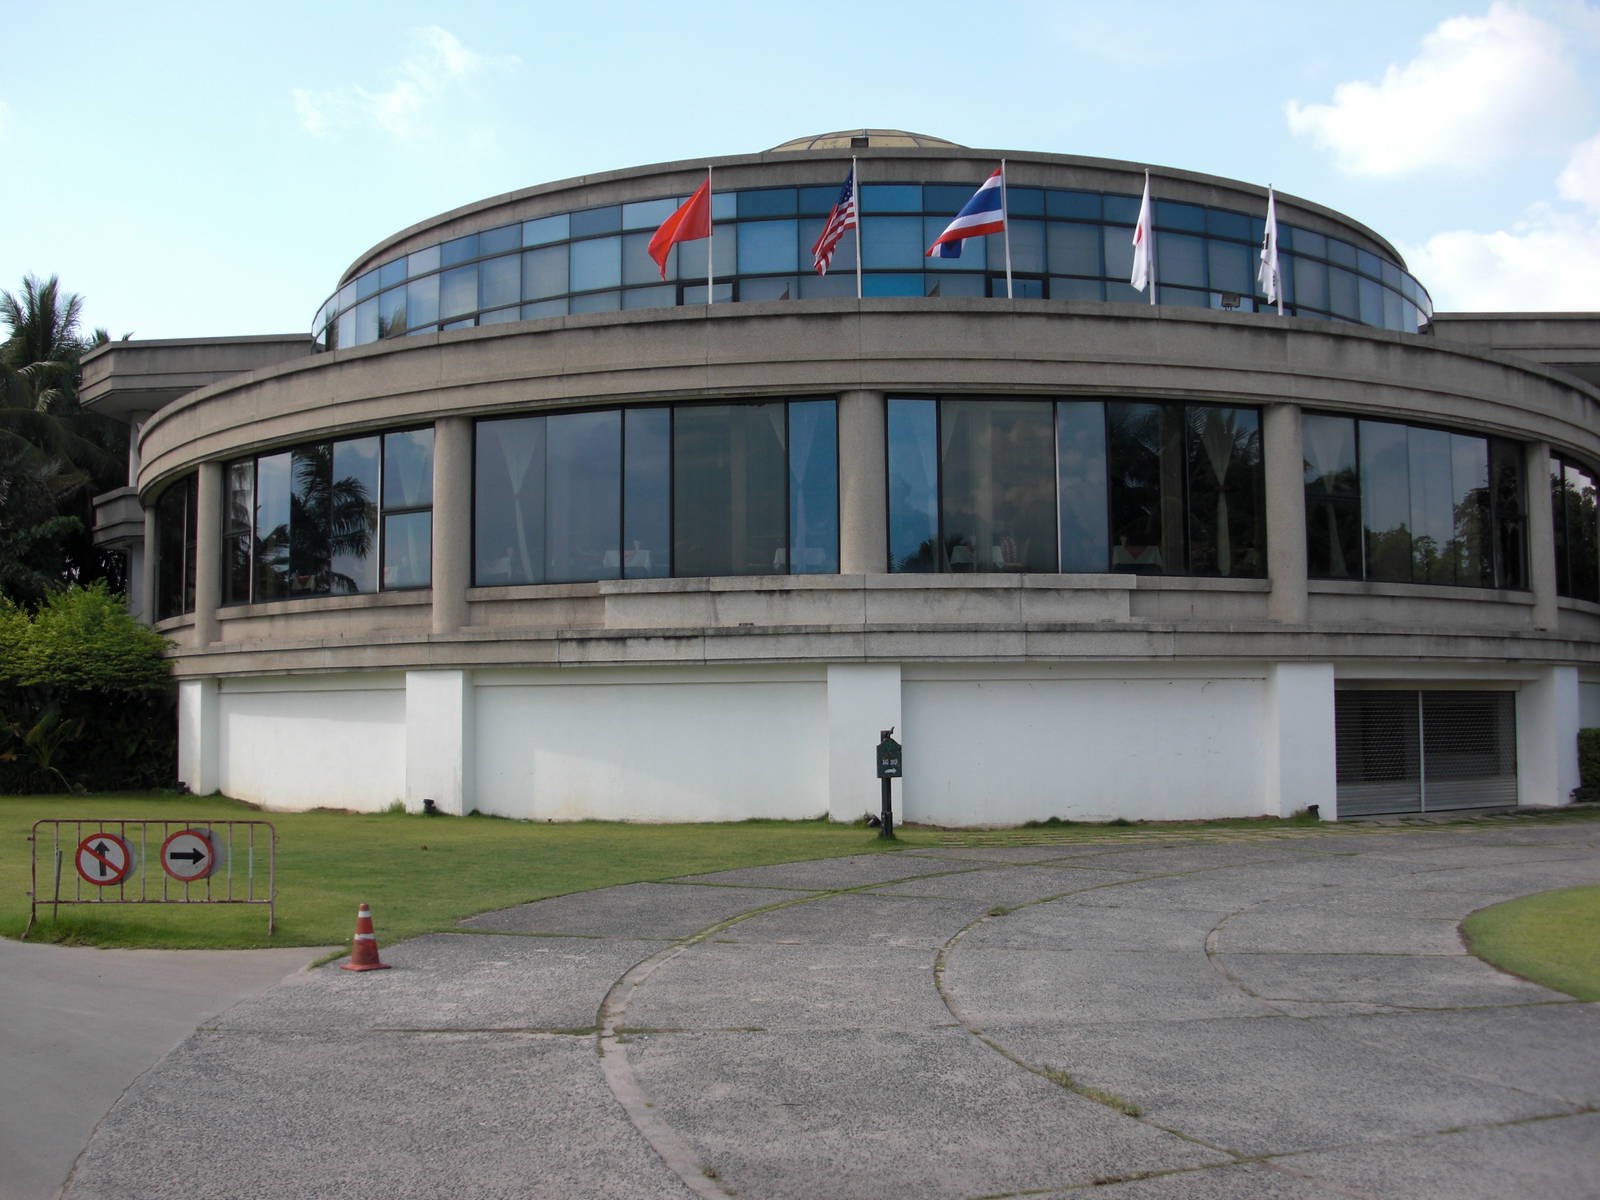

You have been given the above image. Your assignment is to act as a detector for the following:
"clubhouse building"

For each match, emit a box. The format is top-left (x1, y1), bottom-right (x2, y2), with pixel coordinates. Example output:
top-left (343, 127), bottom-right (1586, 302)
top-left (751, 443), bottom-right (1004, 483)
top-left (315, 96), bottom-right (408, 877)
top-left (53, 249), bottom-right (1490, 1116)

top-left (83, 130), bottom-right (1600, 823)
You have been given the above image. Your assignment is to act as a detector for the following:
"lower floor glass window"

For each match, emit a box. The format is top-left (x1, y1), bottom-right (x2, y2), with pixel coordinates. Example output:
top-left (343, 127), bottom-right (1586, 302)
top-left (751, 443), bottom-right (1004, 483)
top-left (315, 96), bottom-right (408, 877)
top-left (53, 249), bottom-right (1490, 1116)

top-left (154, 473), bottom-right (197, 619)
top-left (887, 395), bottom-right (1263, 576)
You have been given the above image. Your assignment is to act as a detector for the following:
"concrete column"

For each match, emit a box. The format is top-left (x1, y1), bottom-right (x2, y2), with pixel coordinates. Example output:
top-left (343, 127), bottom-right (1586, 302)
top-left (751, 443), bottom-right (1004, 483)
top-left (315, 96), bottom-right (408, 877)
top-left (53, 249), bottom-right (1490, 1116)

top-left (1263, 662), bottom-right (1337, 819)
top-left (431, 416), bottom-right (472, 635)
top-left (1525, 440), bottom-right (1558, 632)
top-left (837, 390), bottom-right (887, 575)
top-left (826, 663), bottom-right (902, 822)
top-left (177, 678), bottom-right (221, 795)
top-left (1516, 666), bottom-right (1581, 807)
top-left (406, 670), bottom-right (471, 815)
top-left (140, 506), bottom-right (158, 626)
top-left (1264, 403), bottom-right (1308, 624)
top-left (192, 461), bottom-right (222, 646)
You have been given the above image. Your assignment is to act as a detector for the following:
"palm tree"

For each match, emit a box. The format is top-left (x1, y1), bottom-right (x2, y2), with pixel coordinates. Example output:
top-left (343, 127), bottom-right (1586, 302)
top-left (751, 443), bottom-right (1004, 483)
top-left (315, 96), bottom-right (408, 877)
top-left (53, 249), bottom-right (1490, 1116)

top-left (0, 275), bottom-right (129, 604)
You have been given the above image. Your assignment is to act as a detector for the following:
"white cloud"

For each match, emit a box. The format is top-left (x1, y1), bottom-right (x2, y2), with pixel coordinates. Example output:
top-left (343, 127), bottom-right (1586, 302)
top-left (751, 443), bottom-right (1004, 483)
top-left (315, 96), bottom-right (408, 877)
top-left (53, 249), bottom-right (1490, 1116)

top-left (1404, 136), bottom-right (1600, 310)
top-left (292, 27), bottom-right (515, 142)
top-left (1285, 3), bottom-right (1584, 175)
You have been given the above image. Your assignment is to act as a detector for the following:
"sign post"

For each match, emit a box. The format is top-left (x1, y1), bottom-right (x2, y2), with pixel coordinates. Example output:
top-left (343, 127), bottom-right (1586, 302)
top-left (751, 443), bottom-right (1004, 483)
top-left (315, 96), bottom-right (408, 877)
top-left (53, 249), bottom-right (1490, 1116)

top-left (875, 729), bottom-right (902, 840)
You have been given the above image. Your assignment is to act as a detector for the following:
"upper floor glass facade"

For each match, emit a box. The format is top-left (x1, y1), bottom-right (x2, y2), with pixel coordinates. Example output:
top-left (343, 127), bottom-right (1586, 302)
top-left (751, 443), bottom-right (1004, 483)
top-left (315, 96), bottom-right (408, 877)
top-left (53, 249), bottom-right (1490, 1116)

top-left (314, 181), bottom-right (1434, 350)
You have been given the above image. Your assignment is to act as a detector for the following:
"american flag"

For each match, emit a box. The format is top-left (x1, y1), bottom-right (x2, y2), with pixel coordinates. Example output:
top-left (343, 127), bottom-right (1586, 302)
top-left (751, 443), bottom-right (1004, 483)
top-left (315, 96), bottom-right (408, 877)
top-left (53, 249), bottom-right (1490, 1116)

top-left (811, 167), bottom-right (858, 275)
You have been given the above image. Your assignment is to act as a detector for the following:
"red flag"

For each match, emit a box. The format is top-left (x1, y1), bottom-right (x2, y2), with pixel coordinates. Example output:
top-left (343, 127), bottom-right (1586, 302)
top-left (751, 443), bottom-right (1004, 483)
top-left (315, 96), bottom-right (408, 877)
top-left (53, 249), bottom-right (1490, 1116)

top-left (647, 177), bottom-right (712, 280)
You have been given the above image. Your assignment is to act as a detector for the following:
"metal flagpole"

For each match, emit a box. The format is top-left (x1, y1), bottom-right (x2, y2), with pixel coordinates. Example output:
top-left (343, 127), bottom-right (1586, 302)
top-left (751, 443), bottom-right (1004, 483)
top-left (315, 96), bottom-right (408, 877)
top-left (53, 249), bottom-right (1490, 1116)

top-left (852, 155), bottom-right (863, 301)
top-left (1001, 159), bottom-right (1014, 300)
top-left (1146, 170), bottom-right (1156, 307)
top-left (706, 166), bottom-right (714, 307)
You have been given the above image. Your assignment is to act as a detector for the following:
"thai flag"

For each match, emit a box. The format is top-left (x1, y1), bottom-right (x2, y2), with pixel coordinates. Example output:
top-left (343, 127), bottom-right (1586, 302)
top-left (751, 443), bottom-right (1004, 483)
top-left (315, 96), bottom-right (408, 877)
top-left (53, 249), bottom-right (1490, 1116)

top-left (927, 168), bottom-right (1005, 259)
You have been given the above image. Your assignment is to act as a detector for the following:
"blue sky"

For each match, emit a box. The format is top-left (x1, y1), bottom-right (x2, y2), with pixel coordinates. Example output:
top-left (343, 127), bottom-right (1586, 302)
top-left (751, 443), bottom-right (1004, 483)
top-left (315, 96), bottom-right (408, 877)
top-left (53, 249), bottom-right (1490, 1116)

top-left (3, 0), bottom-right (1597, 339)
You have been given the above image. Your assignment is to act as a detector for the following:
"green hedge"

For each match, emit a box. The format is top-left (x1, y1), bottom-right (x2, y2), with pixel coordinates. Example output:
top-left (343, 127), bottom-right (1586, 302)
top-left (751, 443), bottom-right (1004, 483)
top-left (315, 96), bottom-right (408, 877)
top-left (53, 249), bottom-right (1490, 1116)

top-left (0, 585), bottom-right (175, 793)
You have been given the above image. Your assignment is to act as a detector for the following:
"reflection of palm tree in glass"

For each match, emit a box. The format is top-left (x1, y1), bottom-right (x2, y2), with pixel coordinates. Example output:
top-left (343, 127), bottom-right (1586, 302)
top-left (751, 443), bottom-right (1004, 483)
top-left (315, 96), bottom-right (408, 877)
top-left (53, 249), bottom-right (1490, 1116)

top-left (256, 447), bottom-right (374, 596)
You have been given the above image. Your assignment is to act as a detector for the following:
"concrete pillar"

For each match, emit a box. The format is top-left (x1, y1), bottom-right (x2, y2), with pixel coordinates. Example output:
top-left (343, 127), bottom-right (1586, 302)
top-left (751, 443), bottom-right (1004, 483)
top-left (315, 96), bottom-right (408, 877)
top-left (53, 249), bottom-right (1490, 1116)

top-left (432, 416), bottom-right (472, 635)
top-left (192, 461), bottom-right (222, 646)
top-left (1263, 662), bottom-right (1337, 819)
top-left (406, 670), bottom-right (471, 815)
top-left (837, 390), bottom-right (887, 575)
top-left (1516, 666), bottom-right (1581, 807)
top-left (177, 678), bottom-right (221, 795)
top-left (1264, 403), bottom-right (1308, 624)
top-left (140, 506), bottom-right (158, 626)
top-left (826, 663), bottom-right (902, 822)
top-left (1525, 441), bottom-right (1558, 632)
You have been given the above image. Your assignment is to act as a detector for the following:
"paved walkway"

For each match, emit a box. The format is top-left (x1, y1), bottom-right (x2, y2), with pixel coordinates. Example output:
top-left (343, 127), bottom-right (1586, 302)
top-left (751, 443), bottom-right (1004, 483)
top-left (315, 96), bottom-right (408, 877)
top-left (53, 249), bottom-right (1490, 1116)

top-left (49, 817), bottom-right (1600, 1199)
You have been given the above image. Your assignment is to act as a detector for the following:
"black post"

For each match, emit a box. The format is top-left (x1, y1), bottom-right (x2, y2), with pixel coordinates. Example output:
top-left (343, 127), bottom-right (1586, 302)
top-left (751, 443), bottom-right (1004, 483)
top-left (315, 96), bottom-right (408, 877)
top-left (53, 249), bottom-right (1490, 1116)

top-left (875, 728), bottom-right (901, 841)
top-left (880, 775), bottom-right (895, 840)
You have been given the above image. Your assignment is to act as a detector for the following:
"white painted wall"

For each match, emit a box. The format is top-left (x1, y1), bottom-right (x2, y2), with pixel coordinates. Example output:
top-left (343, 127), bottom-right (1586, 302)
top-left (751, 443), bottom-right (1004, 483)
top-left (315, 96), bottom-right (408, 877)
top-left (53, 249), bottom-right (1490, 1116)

top-left (826, 664), bottom-right (903, 822)
top-left (901, 666), bottom-right (1269, 824)
top-left (217, 675), bottom-right (406, 812)
top-left (1516, 667), bottom-right (1582, 807)
top-left (473, 667), bottom-right (829, 822)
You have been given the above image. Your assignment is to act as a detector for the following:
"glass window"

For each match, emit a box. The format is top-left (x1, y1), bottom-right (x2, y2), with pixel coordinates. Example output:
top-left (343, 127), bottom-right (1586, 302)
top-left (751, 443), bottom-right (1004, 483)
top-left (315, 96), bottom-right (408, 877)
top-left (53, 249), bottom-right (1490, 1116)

top-left (622, 198), bottom-right (679, 231)
top-left (384, 429), bottom-right (433, 510)
top-left (523, 245), bottom-right (569, 300)
top-left (1294, 257), bottom-right (1329, 312)
top-left (254, 452), bottom-right (292, 601)
top-left (623, 232), bottom-right (668, 286)
top-left (523, 214), bottom-right (569, 246)
top-left (737, 220), bottom-right (799, 274)
top-left (378, 260), bottom-right (407, 290)
top-left (155, 474), bottom-right (196, 619)
top-left (924, 274), bottom-right (985, 298)
top-left (1489, 438), bottom-right (1526, 590)
top-left (863, 274), bottom-right (923, 297)
top-left (1047, 223), bottom-right (1100, 276)
top-left (787, 400), bottom-right (838, 573)
top-left (570, 236), bottom-right (622, 291)
top-left (570, 206), bottom-right (621, 237)
top-left (1159, 233), bottom-right (1206, 288)
top-left (1186, 406), bottom-right (1263, 577)
top-left (863, 217), bottom-right (924, 269)
top-left (441, 234), bottom-right (479, 267)
top-left (1156, 201), bottom-right (1205, 232)
top-left (474, 417), bottom-right (544, 586)
top-left (355, 270), bottom-right (380, 301)
top-left (383, 512), bottom-right (431, 589)
top-left (439, 265), bottom-right (478, 320)
top-left (1303, 414), bottom-right (1361, 579)
top-left (1207, 240), bottom-right (1252, 296)
top-left (481, 255), bottom-right (521, 309)
top-left (1102, 194), bottom-right (1139, 225)
top-left (1360, 420), bottom-right (1412, 582)
top-left (407, 245), bottom-right (441, 277)
top-left (378, 288), bottom-right (407, 339)
top-left (623, 408), bottom-right (671, 578)
top-left (1108, 402), bottom-right (1185, 574)
top-left (1329, 267), bottom-right (1360, 320)
top-left (479, 307), bottom-right (519, 326)
top-left (351, 298), bottom-right (379, 346)
top-left (1449, 433), bottom-right (1491, 587)
top-left (1102, 226), bottom-right (1134, 282)
top-left (330, 438), bottom-right (380, 595)
top-left (571, 291), bottom-right (621, 314)
top-left (1050, 277), bottom-right (1104, 301)
top-left (888, 397), bottom-right (939, 572)
top-left (674, 404), bottom-right (787, 577)
top-left (480, 224), bottom-right (520, 256)
top-left (223, 461), bottom-right (254, 605)
top-left (738, 188), bottom-right (796, 217)
top-left (406, 276), bottom-right (440, 328)
top-left (287, 446), bottom-right (332, 596)
top-left (1291, 228), bottom-right (1327, 260)
top-left (940, 399), bottom-right (1056, 573)
top-left (1008, 188), bottom-right (1044, 218)
top-left (1327, 238), bottom-right (1358, 268)
top-left (1003, 220), bottom-right (1046, 274)
top-left (623, 284), bottom-right (677, 308)
top-left (862, 184), bottom-right (921, 212)
top-left (1206, 210), bottom-right (1250, 240)
top-left (1056, 402), bottom-right (1108, 572)
top-left (522, 299), bottom-right (568, 319)
top-left (1407, 426), bottom-right (1455, 584)
top-left (1557, 460), bottom-right (1599, 600)
top-left (929, 218), bottom-right (986, 270)
top-left (1046, 190), bottom-right (1100, 220)
top-left (675, 225), bottom-right (735, 280)
top-left (545, 411), bottom-right (622, 582)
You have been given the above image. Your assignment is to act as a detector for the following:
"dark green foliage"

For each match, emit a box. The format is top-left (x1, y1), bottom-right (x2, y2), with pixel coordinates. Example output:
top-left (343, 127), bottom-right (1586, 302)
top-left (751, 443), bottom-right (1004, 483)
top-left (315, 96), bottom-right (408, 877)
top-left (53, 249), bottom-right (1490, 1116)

top-left (0, 585), bottom-right (174, 793)
top-left (1578, 729), bottom-right (1600, 803)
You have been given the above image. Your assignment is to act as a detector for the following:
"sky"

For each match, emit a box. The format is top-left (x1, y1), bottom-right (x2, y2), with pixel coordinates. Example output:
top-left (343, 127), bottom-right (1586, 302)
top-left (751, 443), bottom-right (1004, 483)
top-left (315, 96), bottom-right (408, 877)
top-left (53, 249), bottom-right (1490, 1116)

top-left (3, 0), bottom-right (1598, 340)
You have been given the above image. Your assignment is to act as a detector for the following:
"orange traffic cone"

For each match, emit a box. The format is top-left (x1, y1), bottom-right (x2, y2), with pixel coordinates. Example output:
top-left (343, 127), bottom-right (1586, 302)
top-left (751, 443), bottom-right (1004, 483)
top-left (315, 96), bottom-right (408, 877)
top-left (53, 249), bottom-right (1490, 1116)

top-left (339, 902), bottom-right (392, 972)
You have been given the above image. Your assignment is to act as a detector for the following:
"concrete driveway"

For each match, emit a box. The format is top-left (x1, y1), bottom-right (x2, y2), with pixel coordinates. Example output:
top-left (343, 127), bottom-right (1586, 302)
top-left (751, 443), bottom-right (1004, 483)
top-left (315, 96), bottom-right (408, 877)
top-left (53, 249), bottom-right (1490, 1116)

top-left (28, 815), bottom-right (1600, 1199)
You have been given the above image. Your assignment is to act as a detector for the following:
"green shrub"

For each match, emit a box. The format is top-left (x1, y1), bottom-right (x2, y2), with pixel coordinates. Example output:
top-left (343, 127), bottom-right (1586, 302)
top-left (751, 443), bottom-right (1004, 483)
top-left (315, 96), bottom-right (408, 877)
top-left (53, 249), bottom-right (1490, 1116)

top-left (0, 585), bottom-right (175, 793)
top-left (1579, 729), bottom-right (1600, 803)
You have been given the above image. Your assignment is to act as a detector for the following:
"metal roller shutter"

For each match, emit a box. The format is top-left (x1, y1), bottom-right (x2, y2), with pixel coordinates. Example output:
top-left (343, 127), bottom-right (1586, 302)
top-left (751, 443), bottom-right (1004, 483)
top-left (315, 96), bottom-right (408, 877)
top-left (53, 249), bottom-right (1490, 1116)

top-left (1335, 690), bottom-right (1517, 816)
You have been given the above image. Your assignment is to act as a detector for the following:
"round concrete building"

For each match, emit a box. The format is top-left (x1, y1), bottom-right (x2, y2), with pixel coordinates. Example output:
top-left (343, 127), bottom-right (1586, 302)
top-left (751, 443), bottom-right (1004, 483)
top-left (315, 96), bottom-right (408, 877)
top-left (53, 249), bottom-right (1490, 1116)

top-left (83, 130), bottom-right (1600, 823)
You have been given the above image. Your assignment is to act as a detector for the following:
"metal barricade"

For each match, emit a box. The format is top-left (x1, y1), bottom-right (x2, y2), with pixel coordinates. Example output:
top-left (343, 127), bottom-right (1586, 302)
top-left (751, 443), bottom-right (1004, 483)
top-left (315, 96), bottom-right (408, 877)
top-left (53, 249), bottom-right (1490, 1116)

top-left (25, 818), bottom-right (277, 938)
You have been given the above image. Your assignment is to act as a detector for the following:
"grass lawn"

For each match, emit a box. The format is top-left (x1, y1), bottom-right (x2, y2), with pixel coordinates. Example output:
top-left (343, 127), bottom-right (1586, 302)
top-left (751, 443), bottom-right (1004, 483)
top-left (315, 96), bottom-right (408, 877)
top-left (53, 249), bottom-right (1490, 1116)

top-left (1462, 885), bottom-right (1600, 1001)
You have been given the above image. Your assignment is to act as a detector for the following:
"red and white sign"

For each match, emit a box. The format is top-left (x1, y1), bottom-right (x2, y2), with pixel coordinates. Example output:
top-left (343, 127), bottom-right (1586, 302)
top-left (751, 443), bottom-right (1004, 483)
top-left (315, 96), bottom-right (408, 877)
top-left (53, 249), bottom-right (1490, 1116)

top-left (160, 829), bottom-right (217, 883)
top-left (75, 833), bottom-right (133, 887)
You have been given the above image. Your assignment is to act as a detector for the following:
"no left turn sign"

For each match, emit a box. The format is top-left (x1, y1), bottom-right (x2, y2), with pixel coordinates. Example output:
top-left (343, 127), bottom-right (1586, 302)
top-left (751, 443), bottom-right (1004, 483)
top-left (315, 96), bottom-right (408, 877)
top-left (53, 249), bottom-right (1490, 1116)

top-left (160, 829), bottom-right (217, 883)
top-left (75, 833), bottom-right (133, 887)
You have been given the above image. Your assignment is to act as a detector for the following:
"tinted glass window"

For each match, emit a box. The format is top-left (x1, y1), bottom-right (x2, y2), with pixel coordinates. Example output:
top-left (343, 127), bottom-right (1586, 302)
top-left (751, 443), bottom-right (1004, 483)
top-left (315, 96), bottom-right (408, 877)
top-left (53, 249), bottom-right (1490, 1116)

top-left (887, 397), bottom-right (939, 572)
top-left (674, 404), bottom-right (787, 577)
top-left (623, 408), bottom-right (671, 578)
top-left (787, 400), bottom-right (838, 573)
top-left (1056, 402), bottom-right (1108, 571)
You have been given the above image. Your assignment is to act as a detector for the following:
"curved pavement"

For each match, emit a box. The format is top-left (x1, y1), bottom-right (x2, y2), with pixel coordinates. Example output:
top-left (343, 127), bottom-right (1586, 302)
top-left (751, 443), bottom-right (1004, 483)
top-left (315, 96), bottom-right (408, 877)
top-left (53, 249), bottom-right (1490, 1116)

top-left (58, 816), bottom-right (1600, 1199)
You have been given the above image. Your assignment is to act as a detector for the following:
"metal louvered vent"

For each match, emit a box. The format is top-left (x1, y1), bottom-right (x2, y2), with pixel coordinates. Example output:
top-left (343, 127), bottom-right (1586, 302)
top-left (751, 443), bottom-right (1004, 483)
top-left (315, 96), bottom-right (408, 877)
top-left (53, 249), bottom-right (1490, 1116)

top-left (1335, 690), bottom-right (1516, 817)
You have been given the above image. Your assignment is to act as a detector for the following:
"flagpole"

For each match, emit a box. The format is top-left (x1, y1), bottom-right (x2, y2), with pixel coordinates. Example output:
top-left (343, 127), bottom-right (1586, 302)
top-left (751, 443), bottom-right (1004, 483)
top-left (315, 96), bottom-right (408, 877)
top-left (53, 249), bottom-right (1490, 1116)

top-left (852, 155), bottom-right (863, 301)
top-left (705, 167), bottom-right (714, 308)
top-left (1146, 170), bottom-right (1156, 307)
top-left (1000, 159), bottom-right (1014, 300)
top-left (1271, 186), bottom-right (1283, 316)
